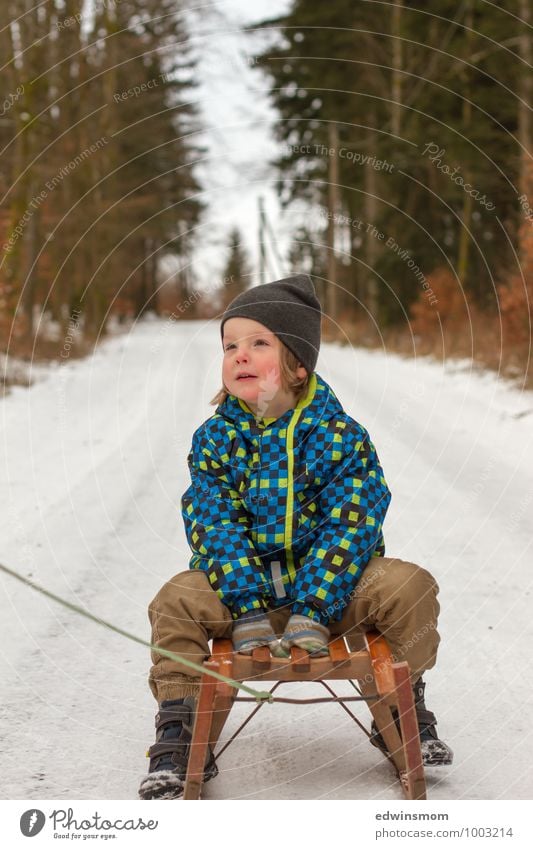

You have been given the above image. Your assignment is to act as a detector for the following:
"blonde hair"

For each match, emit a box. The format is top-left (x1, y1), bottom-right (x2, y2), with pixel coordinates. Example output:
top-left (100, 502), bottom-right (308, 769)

top-left (210, 342), bottom-right (310, 407)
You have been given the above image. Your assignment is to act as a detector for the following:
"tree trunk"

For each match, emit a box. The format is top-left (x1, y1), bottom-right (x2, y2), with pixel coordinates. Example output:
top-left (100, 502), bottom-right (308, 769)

top-left (456, 1), bottom-right (473, 286)
top-left (327, 122), bottom-right (339, 324)
top-left (364, 122), bottom-right (379, 320)
top-left (21, 180), bottom-right (39, 339)
top-left (391, 0), bottom-right (403, 137)
top-left (518, 0), bottom-right (532, 262)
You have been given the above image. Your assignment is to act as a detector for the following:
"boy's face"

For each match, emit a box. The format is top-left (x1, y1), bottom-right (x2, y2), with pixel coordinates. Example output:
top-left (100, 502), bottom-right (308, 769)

top-left (222, 317), bottom-right (306, 415)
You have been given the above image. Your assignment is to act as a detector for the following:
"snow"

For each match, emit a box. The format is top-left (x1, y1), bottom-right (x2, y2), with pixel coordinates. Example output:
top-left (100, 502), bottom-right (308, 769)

top-left (1, 318), bottom-right (532, 800)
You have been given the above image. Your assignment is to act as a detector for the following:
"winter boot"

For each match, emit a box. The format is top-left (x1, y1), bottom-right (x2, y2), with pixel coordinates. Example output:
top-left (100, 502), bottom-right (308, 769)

top-left (369, 678), bottom-right (453, 766)
top-left (138, 697), bottom-right (218, 800)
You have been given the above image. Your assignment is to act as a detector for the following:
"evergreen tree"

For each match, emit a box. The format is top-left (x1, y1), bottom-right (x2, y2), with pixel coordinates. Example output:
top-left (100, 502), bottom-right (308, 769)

top-left (0, 0), bottom-right (203, 343)
top-left (252, 0), bottom-right (527, 324)
top-left (220, 227), bottom-right (251, 308)
top-left (288, 225), bottom-right (327, 303)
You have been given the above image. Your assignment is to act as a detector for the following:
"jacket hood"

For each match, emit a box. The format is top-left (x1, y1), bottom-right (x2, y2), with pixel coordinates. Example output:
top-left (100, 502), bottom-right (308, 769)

top-left (215, 373), bottom-right (344, 440)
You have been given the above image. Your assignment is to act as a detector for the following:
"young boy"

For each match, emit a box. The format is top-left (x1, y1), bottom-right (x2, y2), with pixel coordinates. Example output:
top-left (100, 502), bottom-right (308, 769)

top-left (139, 274), bottom-right (453, 800)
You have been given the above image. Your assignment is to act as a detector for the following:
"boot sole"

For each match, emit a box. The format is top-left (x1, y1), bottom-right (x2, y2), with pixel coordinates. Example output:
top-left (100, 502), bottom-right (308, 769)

top-left (370, 730), bottom-right (453, 766)
top-left (138, 770), bottom-right (185, 800)
top-left (138, 762), bottom-right (219, 800)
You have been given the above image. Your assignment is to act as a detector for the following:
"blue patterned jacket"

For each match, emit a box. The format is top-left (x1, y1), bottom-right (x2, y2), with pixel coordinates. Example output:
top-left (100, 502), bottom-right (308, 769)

top-left (181, 373), bottom-right (391, 624)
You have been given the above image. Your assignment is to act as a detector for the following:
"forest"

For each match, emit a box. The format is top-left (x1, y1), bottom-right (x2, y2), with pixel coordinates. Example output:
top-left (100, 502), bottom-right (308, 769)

top-left (1, 1), bottom-right (531, 384)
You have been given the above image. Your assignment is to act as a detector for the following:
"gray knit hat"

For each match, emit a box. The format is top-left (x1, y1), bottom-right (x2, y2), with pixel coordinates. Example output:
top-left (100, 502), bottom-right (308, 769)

top-left (220, 274), bottom-right (322, 374)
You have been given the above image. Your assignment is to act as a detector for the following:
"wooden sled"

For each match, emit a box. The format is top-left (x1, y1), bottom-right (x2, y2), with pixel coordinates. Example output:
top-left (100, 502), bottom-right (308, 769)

top-left (183, 629), bottom-right (426, 800)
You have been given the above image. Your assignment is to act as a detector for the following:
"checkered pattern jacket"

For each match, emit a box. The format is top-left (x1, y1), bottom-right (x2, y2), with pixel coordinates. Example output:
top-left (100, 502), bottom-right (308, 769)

top-left (181, 373), bottom-right (391, 624)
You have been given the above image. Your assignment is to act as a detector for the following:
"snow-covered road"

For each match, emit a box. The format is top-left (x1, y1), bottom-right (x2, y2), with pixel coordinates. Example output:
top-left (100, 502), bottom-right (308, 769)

top-left (1, 319), bottom-right (532, 800)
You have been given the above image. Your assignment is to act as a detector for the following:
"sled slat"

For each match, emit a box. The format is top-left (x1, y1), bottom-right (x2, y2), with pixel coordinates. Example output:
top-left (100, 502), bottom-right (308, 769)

top-left (290, 646), bottom-right (310, 672)
top-left (252, 646), bottom-right (272, 670)
top-left (329, 637), bottom-right (349, 665)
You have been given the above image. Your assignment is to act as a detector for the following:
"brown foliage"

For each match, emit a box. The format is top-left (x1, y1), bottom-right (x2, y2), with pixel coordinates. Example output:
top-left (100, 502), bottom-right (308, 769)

top-left (408, 267), bottom-right (480, 357)
top-left (498, 219), bottom-right (533, 350)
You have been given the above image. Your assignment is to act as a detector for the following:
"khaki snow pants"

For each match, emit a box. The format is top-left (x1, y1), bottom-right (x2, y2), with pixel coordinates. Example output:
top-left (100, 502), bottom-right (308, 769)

top-left (148, 556), bottom-right (441, 702)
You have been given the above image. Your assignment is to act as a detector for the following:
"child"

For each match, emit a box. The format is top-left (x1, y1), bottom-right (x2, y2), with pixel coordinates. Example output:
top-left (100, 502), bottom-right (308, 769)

top-left (139, 274), bottom-right (453, 800)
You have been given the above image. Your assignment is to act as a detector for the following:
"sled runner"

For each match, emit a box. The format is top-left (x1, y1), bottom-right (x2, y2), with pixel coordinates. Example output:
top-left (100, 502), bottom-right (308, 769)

top-left (183, 629), bottom-right (427, 800)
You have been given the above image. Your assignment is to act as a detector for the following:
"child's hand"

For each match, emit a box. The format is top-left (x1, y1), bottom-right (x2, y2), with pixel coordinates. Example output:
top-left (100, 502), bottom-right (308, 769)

top-left (280, 614), bottom-right (330, 656)
top-left (232, 610), bottom-right (287, 657)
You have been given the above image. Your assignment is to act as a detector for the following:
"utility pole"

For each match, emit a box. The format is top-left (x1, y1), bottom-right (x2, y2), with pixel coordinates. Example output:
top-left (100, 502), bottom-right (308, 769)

top-left (264, 211), bottom-right (285, 279)
top-left (258, 195), bottom-right (267, 283)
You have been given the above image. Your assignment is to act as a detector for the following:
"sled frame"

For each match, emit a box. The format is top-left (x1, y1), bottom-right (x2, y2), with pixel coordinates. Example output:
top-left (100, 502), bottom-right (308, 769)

top-left (183, 629), bottom-right (426, 801)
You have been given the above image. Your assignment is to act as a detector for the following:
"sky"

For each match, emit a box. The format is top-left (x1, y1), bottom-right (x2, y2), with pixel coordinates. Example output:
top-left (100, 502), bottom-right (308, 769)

top-left (185, 0), bottom-right (294, 289)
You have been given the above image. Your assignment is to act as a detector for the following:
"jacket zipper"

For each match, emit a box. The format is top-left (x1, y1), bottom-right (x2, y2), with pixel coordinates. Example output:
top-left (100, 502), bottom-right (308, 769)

top-left (248, 373), bottom-right (317, 587)
top-left (284, 407), bottom-right (303, 583)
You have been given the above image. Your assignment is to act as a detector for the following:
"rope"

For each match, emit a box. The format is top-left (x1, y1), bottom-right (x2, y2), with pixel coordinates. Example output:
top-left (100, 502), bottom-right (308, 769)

top-left (0, 561), bottom-right (273, 702)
